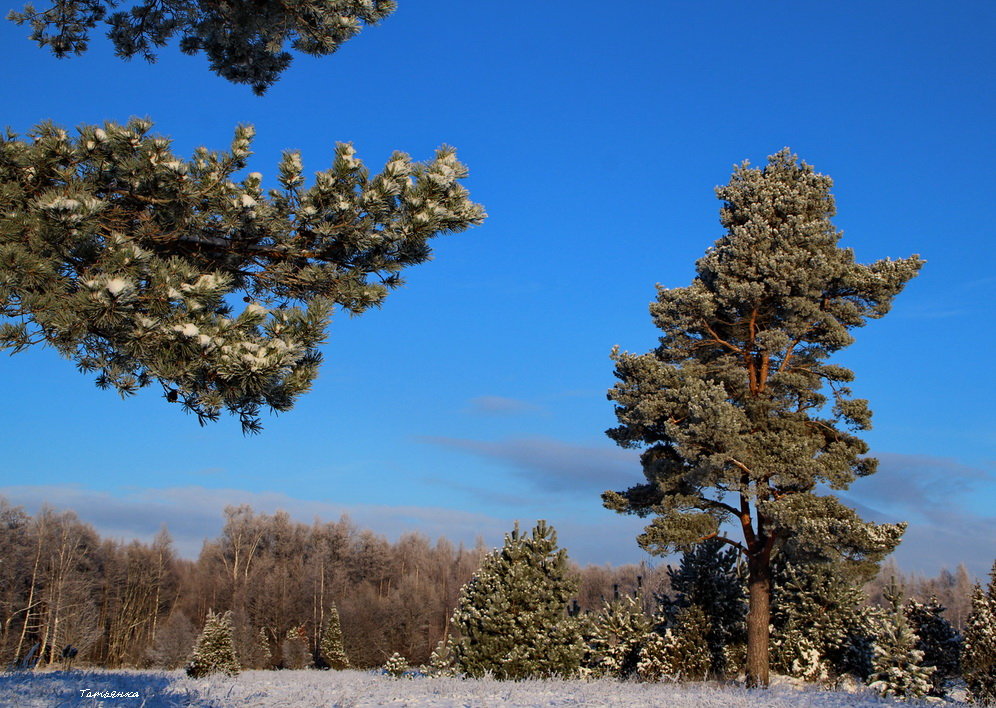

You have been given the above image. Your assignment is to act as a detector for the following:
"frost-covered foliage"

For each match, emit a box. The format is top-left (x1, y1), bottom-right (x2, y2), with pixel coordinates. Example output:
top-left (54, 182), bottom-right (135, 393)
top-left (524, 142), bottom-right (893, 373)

top-left (319, 605), bottom-right (349, 670)
top-left (771, 561), bottom-right (876, 683)
top-left (663, 538), bottom-right (747, 678)
top-left (639, 606), bottom-right (712, 682)
top-left (603, 149), bottom-right (921, 686)
top-left (425, 638), bottom-right (455, 677)
top-left (904, 596), bottom-right (961, 696)
top-left (383, 652), bottom-right (410, 678)
top-left (185, 610), bottom-right (240, 678)
top-left (0, 119), bottom-right (484, 432)
top-left (963, 564), bottom-right (996, 705)
top-left (8, 0), bottom-right (396, 93)
top-left (0, 668), bottom-right (943, 707)
top-left (867, 581), bottom-right (933, 700)
top-left (583, 595), bottom-right (651, 679)
top-left (448, 520), bottom-right (584, 680)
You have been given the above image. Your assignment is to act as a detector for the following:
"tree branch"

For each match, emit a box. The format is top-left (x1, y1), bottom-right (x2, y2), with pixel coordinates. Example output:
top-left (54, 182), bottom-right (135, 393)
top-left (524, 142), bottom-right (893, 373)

top-left (699, 318), bottom-right (743, 355)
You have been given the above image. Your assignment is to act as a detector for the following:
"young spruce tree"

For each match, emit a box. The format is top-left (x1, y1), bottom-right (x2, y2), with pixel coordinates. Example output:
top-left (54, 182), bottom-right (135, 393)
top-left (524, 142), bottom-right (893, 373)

top-left (637, 606), bottom-right (712, 682)
top-left (584, 595), bottom-right (651, 679)
top-left (448, 520), bottom-right (584, 680)
top-left (603, 149), bottom-right (922, 687)
top-left (771, 559), bottom-right (876, 683)
top-left (963, 562), bottom-right (996, 706)
top-left (868, 580), bottom-right (933, 700)
top-left (186, 610), bottom-right (240, 678)
top-left (905, 596), bottom-right (961, 696)
top-left (663, 537), bottom-right (747, 679)
top-left (0, 120), bottom-right (484, 432)
top-left (319, 604), bottom-right (349, 670)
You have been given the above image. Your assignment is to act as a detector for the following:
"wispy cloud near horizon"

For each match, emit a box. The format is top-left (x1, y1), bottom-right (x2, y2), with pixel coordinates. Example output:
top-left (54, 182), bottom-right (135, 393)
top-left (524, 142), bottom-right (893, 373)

top-left (842, 452), bottom-right (996, 579)
top-left (1, 450), bottom-right (990, 577)
top-left (0, 484), bottom-right (507, 561)
top-left (0, 483), bottom-right (653, 567)
top-left (463, 395), bottom-right (546, 417)
top-left (418, 435), bottom-right (641, 495)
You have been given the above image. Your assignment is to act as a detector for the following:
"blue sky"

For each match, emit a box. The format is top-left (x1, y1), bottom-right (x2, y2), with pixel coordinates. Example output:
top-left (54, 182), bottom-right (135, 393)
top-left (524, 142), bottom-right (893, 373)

top-left (1, 1), bottom-right (994, 577)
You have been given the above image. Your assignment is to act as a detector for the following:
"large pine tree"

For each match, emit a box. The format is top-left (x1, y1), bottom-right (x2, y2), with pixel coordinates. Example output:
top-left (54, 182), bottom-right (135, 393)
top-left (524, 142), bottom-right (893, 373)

top-left (603, 149), bottom-right (922, 687)
top-left (447, 520), bottom-right (584, 680)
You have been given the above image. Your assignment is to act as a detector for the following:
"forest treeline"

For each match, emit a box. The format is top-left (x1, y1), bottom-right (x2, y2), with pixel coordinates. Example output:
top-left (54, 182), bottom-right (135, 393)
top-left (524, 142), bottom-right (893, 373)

top-left (0, 498), bottom-right (671, 670)
top-left (0, 497), bottom-right (978, 672)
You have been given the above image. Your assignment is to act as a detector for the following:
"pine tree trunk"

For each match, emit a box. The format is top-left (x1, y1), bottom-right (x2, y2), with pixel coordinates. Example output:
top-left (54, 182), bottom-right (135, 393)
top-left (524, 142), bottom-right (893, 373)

top-left (745, 550), bottom-right (771, 688)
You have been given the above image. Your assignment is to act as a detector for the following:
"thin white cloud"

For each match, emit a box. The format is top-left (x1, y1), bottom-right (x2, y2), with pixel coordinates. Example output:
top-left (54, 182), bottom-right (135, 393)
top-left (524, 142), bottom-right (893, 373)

top-left (463, 395), bottom-right (545, 416)
top-left (0, 485), bottom-right (503, 560)
top-left (842, 452), bottom-right (996, 578)
top-left (420, 440), bottom-right (996, 577)
top-left (0, 484), bottom-right (655, 567)
top-left (420, 475), bottom-right (534, 507)
top-left (418, 435), bottom-right (641, 494)
top-left (4, 449), bottom-right (987, 576)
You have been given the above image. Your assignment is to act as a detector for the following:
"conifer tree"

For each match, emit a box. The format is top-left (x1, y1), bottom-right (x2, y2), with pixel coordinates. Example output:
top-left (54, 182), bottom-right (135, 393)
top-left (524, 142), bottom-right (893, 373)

top-left (603, 149), bottom-right (921, 686)
top-left (9, 0), bottom-right (397, 93)
top-left (319, 605), bottom-right (349, 670)
top-left (426, 637), bottom-right (455, 677)
top-left (905, 596), bottom-right (961, 696)
top-left (584, 595), bottom-right (650, 679)
top-left (383, 651), bottom-right (409, 678)
top-left (256, 626), bottom-right (272, 670)
top-left (636, 606), bottom-right (711, 682)
top-left (868, 580), bottom-right (933, 700)
top-left (663, 537), bottom-right (747, 678)
top-left (448, 520), bottom-right (584, 680)
top-left (634, 627), bottom-right (672, 682)
top-left (0, 120), bottom-right (485, 432)
top-left (186, 610), bottom-right (240, 678)
top-left (771, 560), bottom-right (876, 682)
top-left (963, 564), bottom-right (996, 706)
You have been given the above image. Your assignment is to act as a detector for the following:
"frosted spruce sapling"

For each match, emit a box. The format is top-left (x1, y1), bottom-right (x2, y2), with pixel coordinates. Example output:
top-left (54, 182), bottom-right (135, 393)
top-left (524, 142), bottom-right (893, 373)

top-left (8, 0), bottom-right (396, 94)
top-left (0, 119), bottom-right (485, 432)
top-left (603, 149), bottom-right (923, 687)
top-left (446, 520), bottom-right (584, 680)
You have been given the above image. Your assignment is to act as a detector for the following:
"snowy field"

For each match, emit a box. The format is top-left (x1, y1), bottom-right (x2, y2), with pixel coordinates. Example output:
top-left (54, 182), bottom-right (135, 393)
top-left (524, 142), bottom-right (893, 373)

top-left (0, 669), bottom-right (962, 707)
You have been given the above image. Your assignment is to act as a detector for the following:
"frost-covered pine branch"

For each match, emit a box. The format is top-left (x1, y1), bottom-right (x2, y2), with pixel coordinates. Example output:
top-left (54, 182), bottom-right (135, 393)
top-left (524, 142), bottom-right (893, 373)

top-left (0, 118), bottom-right (485, 432)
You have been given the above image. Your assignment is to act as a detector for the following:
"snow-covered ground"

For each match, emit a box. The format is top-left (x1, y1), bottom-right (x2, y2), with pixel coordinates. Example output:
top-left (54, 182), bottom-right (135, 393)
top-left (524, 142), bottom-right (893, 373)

top-left (0, 668), bottom-right (963, 707)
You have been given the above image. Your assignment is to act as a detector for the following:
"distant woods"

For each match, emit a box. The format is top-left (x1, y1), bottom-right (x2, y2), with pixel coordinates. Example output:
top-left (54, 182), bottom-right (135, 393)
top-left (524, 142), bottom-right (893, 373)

top-left (0, 499), bottom-right (659, 670)
top-left (0, 497), bottom-right (979, 671)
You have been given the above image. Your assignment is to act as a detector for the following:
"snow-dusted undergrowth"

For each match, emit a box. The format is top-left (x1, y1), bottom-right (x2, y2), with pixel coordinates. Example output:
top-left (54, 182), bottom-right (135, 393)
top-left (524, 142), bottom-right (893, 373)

top-left (0, 668), bottom-right (959, 707)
